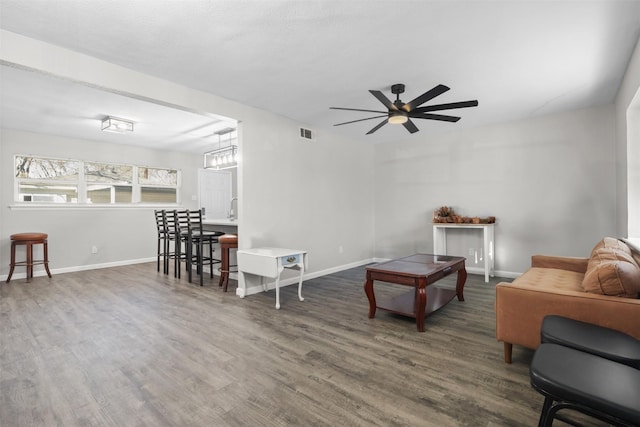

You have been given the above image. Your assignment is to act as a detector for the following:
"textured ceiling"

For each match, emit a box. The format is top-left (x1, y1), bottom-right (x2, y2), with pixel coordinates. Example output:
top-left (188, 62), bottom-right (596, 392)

top-left (1, 0), bottom-right (640, 151)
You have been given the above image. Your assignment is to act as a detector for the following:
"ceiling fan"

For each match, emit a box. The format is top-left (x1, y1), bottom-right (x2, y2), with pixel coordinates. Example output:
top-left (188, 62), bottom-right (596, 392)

top-left (330, 83), bottom-right (478, 135)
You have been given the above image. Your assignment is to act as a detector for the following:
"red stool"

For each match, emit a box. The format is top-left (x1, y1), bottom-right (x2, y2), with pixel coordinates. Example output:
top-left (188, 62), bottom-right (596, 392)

top-left (218, 234), bottom-right (237, 292)
top-left (6, 232), bottom-right (52, 283)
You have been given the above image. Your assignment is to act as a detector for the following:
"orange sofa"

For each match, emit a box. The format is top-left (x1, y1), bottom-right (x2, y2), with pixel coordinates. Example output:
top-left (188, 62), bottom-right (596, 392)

top-left (495, 237), bottom-right (640, 363)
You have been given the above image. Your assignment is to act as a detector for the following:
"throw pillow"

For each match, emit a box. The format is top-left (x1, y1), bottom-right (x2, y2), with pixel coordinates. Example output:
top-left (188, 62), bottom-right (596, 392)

top-left (582, 260), bottom-right (640, 298)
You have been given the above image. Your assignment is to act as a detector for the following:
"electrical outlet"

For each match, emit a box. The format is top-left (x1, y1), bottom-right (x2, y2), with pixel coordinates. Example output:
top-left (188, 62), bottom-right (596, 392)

top-left (91, 246), bottom-right (98, 254)
top-left (339, 245), bottom-right (344, 254)
top-left (468, 248), bottom-right (474, 256)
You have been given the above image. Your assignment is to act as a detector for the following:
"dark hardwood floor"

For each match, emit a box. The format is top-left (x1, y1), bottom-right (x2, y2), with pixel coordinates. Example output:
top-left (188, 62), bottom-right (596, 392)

top-left (1, 263), bottom-right (608, 426)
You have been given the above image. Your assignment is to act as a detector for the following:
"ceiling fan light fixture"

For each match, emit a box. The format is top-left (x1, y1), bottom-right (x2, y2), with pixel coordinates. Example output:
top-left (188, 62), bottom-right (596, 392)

top-left (101, 116), bottom-right (134, 133)
top-left (331, 83), bottom-right (478, 134)
top-left (388, 112), bottom-right (408, 125)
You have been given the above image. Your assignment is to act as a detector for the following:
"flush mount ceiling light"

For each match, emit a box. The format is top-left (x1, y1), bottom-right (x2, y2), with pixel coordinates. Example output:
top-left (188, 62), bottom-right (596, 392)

top-left (101, 116), bottom-right (134, 133)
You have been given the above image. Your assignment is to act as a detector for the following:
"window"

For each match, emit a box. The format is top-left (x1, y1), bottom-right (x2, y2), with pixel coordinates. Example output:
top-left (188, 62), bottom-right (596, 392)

top-left (138, 167), bottom-right (178, 203)
top-left (15, 156), bottom-right (180, 205)
top-left (85, 161), bottom-right (133, 203)
top-left (15, 156), bottom-right (79, 202)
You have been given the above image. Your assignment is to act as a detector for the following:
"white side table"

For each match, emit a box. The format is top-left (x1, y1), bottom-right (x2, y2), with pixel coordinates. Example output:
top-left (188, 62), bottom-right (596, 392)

top-left (237, 247), bottom-right (307, 309)
top-left (432, 223), bottom-right (495, 282)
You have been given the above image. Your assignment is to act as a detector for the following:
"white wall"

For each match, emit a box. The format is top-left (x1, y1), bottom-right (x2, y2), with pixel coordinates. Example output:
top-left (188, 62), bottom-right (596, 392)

top-left (240, 112), bottom-right (374, 269)
top-left (236, 111), bottom-right (375, 293)
top-left (0, 129), bottom-right (202, 276)
top-left (374, 105), bottom-right (617, 275)
top-left (615, 35), bottom-right (640, 238)
top-left (0, 31), bottom-right (376, 288)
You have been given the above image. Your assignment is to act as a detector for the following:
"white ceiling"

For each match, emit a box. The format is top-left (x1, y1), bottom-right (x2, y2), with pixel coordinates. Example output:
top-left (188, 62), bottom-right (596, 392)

top-left (0, 65), bottom-right (238, 153)
top-left (1, 0), bottom-right (640, 152)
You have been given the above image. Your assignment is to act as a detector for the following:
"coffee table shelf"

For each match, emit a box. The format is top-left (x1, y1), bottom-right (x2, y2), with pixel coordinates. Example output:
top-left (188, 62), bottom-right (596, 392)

top-left (376, 286), bottom-right (458, 320)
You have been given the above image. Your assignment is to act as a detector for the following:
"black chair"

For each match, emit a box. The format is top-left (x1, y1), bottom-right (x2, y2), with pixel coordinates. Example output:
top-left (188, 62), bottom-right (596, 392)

top-left (173, 209), bottom-right (190, 279)
top-left (188, 209), bottom-right (224, 286)
top-left (530, 343), bottom-right (640, 427)
top-left (160, 210), bottom-right (178, 276)
top-left (154, 210), bottom-right (167, 273)
top-left (175, 209), bottom-right (223, 286)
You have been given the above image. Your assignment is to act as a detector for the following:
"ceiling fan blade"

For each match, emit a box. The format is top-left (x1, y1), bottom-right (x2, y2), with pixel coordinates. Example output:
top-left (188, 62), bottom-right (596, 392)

top-left (369, 90), bottom-right (397, 110)
top-left (330, 107), bottom-right (388, 114)
top-left (412, 100), bottom-right (479, 113)
top-left (333, 115), bottom-right (388, 127)
top-left (403, 84), bottom-right (450, 111)
top-left (410, 113), bottom-right (461, 122)
top-left (403, 119), bottom-right (419, 134)
top-left (366, 119), bottom-right (388, 134)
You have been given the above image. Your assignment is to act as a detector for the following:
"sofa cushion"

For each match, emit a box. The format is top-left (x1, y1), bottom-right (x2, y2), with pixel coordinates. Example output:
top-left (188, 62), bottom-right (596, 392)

top-left (583, 259), bottom-right (640, 298)
top-left (513, 267), bottom-right (584, 292)
top-left (591, 237), bottom-right (632, 257)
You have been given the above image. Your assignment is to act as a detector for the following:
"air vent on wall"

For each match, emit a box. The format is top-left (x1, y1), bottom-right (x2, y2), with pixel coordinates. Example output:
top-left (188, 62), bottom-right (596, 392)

top-left (299, 127), bottom-right (314, 141)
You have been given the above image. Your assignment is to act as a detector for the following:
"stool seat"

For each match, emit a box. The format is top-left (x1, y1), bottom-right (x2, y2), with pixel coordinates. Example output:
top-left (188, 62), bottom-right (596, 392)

top-left (531, 343), bottom-right (640, 426)
top-left (542, 315), bottom-right (640, 369)
top-left (11, 232), bottom-right (48, 241)
top-left (219, 234), bottom-right (238, 245)
top-left (6, 232), bottom-right (52, 283)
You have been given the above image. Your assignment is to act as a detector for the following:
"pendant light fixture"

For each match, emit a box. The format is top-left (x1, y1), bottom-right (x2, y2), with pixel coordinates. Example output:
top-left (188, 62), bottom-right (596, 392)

top-left (204, 127), bottom-right (238, 170)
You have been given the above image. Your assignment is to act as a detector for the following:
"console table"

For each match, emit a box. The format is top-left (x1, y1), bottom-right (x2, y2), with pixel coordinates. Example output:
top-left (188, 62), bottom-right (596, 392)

top-left (237, 247), bottom-right (307, 309)
top-left (432, 223), bottom-right (494, 282)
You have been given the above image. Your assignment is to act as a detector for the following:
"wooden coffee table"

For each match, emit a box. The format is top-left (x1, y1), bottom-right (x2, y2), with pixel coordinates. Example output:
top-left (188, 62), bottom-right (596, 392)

top-left (364, 254), bottom-right (467, 332)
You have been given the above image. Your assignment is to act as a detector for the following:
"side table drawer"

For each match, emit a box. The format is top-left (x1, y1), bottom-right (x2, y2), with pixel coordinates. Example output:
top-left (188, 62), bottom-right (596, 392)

top-left (280, 254), bottom-right (301, 267)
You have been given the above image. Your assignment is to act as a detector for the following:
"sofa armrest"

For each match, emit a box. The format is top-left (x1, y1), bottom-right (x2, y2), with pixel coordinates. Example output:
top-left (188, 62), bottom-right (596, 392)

top-left (531, 255), bottom-right (589, 273)
top-left (495, 282), bottom-right (640, 356)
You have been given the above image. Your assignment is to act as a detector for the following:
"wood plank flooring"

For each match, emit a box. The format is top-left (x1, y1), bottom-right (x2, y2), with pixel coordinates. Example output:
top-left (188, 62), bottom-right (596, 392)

top-left (1, 263), bottom-right (609, 426)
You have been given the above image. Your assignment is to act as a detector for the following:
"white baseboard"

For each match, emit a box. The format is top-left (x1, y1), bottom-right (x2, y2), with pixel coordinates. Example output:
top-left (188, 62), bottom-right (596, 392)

top-left (236, 258), bottom-right (376, 298)
top-left (0, 257), bottom-right (156, 282)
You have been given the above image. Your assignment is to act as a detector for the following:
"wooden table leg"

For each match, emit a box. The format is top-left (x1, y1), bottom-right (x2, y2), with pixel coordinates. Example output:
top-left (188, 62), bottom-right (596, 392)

top-left (456, 266), bottom-right (467, 301)
top-left (364, 277), bottom-right (376, 318)
top-left (415, 282), bottom-right (427, 332)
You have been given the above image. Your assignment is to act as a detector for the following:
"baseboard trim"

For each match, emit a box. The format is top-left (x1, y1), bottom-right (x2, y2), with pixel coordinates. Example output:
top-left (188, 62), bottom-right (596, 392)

top-left (0, 257), bottom-right (156, 282)
top-left (236, 258), bottom-right (376, 298)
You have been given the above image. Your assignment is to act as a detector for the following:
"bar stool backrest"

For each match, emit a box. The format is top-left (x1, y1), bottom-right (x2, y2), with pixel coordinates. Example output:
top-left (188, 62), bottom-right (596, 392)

top-left (187, 209), bottom-right (205, 236)
top-left (175, 209), bottom-right (190, 237)
top-left (154, 210), bottom-right (166, 236)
